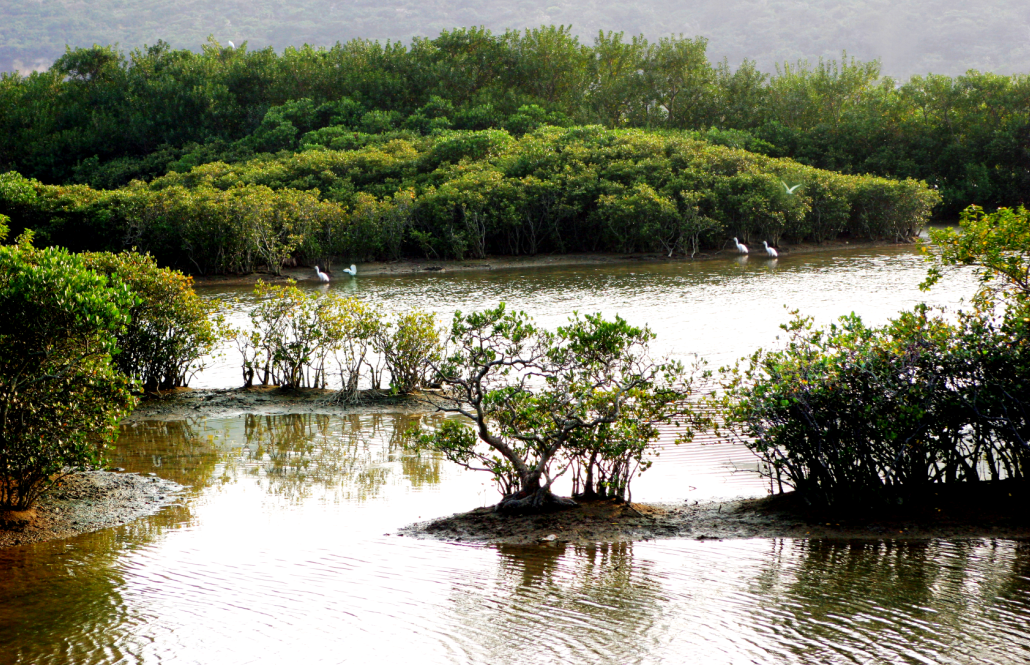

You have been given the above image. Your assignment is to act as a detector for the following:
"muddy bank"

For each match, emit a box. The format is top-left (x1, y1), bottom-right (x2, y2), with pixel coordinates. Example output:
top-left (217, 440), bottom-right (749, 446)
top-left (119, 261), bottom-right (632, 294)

top-left (0, 471), bottom-right (184, 549)
top-left (127, 386), bottom-right (427, 422)
top-left (400, 483), bottom-right (1030, 544)
top-left (192, 238), bottom-right (909, 285)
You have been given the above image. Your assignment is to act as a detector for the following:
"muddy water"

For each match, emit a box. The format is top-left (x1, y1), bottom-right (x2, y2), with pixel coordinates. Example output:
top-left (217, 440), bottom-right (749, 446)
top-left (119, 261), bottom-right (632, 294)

top-left (5, 246), bottom-right (1030, 665)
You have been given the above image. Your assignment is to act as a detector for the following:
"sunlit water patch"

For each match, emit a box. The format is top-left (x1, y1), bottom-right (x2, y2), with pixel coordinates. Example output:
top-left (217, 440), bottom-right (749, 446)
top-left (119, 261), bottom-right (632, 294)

top-left (192, 245), bottom-right (979, 389)
top-left (4, 246), bottom-right (1024, 665)
top-left (2, 412), bottom-right (1029, 664)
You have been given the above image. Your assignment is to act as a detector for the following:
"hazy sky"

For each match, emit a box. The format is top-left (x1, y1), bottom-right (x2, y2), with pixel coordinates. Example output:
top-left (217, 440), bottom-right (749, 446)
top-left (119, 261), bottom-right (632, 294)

top-left (3, 0), bottom-right (1029, 78)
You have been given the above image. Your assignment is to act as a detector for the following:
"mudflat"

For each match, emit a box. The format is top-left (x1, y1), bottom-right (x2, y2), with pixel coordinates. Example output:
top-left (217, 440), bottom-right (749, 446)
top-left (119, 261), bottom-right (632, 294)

top-left (190, 238), bottom-right (907, 286)
top-left (400, 481), bottom-right (1030, 545)
top-left (0, 471), bottom-right (184, 549)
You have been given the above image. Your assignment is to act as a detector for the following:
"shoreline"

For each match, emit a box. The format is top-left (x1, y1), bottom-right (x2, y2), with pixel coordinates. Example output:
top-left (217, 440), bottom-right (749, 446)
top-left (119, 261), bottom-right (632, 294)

top-left (0, 471), bottom-right (184, 549)
top-left (125, 386), bottom-right (425, 422)
top-left (129, 390), bottom-right (1030, 544)
top-left (190, 238), bottom-right (915, 286)
top-left (399, 485), bottom-right (1030, 545)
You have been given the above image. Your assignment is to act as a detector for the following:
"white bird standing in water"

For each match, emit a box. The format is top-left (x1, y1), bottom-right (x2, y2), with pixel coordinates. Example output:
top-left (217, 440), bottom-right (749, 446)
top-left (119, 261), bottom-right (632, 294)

top-left (732, 237), bottom-right (749, 254)
top-left (341, 264), bottom-right (357, 277)
top-left (763, 241), bottom-right (778, 257)
top-left (781, 181), bottom-right (801, 195)
top-left (314, 265), bottom-right (330, 282)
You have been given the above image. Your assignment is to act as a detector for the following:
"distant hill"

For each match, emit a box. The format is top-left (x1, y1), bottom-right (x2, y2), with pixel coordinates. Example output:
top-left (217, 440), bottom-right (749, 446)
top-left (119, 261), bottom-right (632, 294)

top-left (3, 0), bottom-right (1029, 78)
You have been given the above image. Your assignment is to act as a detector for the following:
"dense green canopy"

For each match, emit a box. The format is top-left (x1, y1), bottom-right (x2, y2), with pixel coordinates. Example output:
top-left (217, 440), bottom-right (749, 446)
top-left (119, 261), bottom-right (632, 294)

top-left (0, 31), bottom-right (1025, 221)
top-left (2, 0), bottom-right (1029, 79)
top-left (1, 126), bottom-right (937, 273)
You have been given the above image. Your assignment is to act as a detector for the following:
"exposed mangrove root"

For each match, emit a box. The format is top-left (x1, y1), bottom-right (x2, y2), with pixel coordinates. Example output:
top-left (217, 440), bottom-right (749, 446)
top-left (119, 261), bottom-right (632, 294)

top-left (495, 489), bottom-right (578, 516)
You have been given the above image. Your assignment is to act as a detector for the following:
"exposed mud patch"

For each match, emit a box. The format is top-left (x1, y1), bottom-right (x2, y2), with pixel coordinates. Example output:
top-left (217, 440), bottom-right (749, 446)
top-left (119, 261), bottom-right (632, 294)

top-left (192, 239), bottom-right (910, 285)
top-left (400, 482), bottom-right (1030, 544)
top-left (0, 471), bottom-right (184, 549)
top-left (127, 386), bottom-right (427, 421)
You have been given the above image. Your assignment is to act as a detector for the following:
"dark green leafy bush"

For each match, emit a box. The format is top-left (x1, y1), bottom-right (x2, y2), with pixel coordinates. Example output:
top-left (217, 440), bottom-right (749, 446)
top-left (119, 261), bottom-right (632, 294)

top-left (82, 251), bottom-right (220, 391)
top-left (0, 233), bottom-right (137, 509)
top-left (721, 205), bottom-right (1030, 508)
top-left (412, 305), bottom-right (705, 513)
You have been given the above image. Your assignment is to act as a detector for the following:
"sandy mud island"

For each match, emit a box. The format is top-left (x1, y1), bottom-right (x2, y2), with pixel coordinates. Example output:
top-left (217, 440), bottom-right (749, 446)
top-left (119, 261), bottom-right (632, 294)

top-left (5, 386), bottom-right (1029, 548)
top-left (0, 471), bottom-right (183, 549)
top-left (10, 386), bottom-right (1028, 550)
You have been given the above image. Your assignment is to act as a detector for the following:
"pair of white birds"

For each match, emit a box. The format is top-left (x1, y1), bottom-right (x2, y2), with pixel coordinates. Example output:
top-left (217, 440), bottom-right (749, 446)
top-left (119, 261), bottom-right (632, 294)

top-left (733, 237), bottom-right (778, 257)
top-left (729, 180), bottom-right (795, 258)
top-left (314, 265), bottom-right (356, 282)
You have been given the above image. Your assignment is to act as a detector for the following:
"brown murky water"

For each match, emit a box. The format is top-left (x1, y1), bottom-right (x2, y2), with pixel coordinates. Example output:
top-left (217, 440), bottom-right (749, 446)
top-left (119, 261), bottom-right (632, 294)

top-left (5, 246), bottom-right (1030, 665)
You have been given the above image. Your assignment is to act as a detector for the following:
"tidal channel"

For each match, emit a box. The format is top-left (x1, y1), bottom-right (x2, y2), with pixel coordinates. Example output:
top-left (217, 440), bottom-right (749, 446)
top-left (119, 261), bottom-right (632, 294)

top-left (4, 245), bottom-right (1029, 664)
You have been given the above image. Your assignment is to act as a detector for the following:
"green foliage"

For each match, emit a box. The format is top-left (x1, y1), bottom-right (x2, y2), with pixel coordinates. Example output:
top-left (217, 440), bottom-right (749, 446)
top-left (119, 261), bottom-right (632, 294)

top-left (722, 205), bottom-right (1030, 508)
top-left (232, 281), bottom-right (347, 388)
top-left (923, 205), bottom-right (1030, 300)
top-left (2, 128), bottom-right (939, 271)
top-left (1, 32), bottom-right (1022, 219)
top-left (230, 281), bottom-right (438, 397)
top-left (720, 308), bottom-right (961, 507)
top-left (413, 304), bottom-right (703, 512)
top-left (2, 1), bottom-right (1029, 84)
top-left (81, 251), bottom-right (220, 391)
top-left (0, 235), bottom-right (137, 509)
top-left (375, 310), bottom-right (442, 394)
top-left (125, 184), bottom-right (343, 275)
top-left (330, 297), bottom-right (385, 399)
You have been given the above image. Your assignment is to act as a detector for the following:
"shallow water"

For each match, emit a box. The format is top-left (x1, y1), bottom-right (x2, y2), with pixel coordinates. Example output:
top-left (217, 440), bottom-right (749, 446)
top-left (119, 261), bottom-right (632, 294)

top-left (5, 246), bottom-right (1029, 665)
top-left (193, 245), bottom-right (977, 389)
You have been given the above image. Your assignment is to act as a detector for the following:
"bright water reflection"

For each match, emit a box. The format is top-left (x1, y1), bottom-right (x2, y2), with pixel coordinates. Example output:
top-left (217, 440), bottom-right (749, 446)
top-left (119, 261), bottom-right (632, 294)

top-left (192, 245), bottom-right (979, 389)
top-left (3, 247), bottom-right (1027, 665)
top-left (1, 412), bottom-right (1029, 663)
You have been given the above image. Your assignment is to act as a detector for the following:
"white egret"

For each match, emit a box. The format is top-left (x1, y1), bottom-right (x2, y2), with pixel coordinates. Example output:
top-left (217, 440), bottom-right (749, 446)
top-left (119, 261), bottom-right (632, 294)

top-left (227, 41), bottom-right (235, 49)
top-left (341, 264), bottom-right (357, 277)
top-left (732, 237), bottom-right (749, 254)
top-left (781, 181), bottom-right (801, 195)
top-left (314, 265), bottom-right (330, 282)
top-left (763, 241), bottom-right (778, 257)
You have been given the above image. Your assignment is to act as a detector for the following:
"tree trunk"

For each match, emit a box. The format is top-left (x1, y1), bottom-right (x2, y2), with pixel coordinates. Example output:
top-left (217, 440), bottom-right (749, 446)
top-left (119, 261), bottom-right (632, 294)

top-left (495, 486), bottom-right (577, 515)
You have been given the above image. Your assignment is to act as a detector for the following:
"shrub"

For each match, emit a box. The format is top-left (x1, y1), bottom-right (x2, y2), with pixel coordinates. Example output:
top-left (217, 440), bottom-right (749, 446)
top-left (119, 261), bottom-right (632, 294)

top-left (82, 251), bottom-right (219, 391)
top-left (413, 305), bottom-right (703, 513)
top-left (721, 205), bottom-right (1030, 508)
top-left (720, 308), bottom-right (961, 508)
top-left (0, 233), bottom-right (137, 510)
top-left (375, 310), bottom-right (441, 394)
top-left (332, 297), bottom-right (384, 400)
top-left (232, 281), bottom-right (344, 388)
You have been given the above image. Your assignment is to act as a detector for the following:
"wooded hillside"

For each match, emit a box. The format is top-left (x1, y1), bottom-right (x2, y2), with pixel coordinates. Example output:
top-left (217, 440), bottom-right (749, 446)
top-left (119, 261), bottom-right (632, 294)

top-left (3, 0), bottom-right (1029, 78)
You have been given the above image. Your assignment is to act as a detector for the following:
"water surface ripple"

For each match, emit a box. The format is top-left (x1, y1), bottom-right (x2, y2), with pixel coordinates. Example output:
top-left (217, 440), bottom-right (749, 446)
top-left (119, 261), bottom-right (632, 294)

top-left (3, 247), bottom-right (1028, 665)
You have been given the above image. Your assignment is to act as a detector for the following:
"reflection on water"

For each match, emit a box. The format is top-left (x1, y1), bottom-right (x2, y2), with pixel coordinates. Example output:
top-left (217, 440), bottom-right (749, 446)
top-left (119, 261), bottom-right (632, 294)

top-left (119, 413), bottom-right (447, 505)
top-left (1, 413), bottom-right (1029, 663)
top-left (4, 248), bottom-right (1028, 665)
top-left (452, 543), bottom-right (666, 663)
top-left (229, 412), bottom-right (443, 503)
top-left (192, 245), bottom-right (979, 390)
